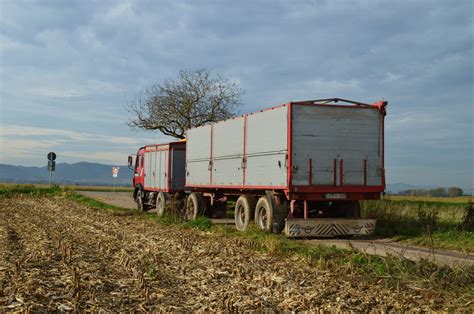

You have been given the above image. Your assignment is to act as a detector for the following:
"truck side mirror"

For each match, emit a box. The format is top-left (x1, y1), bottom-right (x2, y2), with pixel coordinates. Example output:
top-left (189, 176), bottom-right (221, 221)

top-left (127, 155), bottom-right (134, 169)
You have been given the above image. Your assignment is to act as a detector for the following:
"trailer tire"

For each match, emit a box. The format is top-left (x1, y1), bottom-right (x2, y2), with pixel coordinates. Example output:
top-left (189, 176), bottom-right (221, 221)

top-left (265, 191), bottom-right (287, 234)
top-left (255, 196), bottom-right (274, 232)
top-left (155, 191), bottom-right (168, 217)
top-left (185, 192), bottom-right (205, 220)
top-left (234, 195), bottom-right (256, 232)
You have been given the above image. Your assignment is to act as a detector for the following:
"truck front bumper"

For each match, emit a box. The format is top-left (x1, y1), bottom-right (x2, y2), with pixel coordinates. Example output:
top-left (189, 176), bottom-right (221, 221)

top-left (284, 218), bottom-right (376, 238)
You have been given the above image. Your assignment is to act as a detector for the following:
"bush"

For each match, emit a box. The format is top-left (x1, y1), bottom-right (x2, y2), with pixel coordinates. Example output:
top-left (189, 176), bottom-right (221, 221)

top-left (458, 202), bottom-right (474, 232)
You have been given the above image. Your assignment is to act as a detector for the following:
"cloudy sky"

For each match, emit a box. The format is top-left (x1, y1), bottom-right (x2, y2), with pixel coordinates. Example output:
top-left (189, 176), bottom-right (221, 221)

top-left (0, 0), bottom-right (472, 189)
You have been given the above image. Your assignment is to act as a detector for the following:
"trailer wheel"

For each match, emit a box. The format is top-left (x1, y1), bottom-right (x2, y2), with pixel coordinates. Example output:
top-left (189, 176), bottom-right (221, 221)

top-left (266, 191), bottom-right (287, 234)
top-left (185, 192), bottom-right (205, 220)
top-left (234, 195), bottom-right (256, 232)
top-left (155, 191), bottom-right (168, 217)
top-left (255, 196), bottom-right (273, 232)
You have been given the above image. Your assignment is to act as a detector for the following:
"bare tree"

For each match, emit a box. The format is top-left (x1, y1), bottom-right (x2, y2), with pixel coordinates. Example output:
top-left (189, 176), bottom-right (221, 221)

top-left (127, 69), bottom-right (244, 139)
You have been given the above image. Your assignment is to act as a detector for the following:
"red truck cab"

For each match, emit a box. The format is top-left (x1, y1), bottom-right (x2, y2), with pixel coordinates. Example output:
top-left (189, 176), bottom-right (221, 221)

top-left (128, 141), bottom-right (187, 212)
top-left (130, 147), bottom-right (145, 192)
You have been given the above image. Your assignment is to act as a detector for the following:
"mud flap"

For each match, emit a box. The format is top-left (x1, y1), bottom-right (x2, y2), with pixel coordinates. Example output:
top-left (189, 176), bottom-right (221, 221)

top-left (285, 218), bottom-right (376, 238)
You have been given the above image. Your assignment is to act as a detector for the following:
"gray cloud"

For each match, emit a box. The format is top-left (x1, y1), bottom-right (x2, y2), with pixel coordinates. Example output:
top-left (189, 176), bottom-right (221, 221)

top-left (0, 0), bottom-right (472, 189)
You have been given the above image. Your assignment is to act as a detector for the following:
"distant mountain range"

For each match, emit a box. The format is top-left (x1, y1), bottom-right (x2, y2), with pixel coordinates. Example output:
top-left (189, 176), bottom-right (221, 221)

top-left (0, 162), bottom-right (133, 186)
top-left (0, 162), bottom-right (451, 191)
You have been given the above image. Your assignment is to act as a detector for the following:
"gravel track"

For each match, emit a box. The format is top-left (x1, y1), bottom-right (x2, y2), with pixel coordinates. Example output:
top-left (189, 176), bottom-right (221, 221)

top-left (0, 194), bottom-right (471, 311)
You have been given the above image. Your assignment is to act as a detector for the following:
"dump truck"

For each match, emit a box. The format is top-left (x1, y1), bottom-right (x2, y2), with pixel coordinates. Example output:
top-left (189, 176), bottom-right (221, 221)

top-left (129, 98), bottom-right (387, 237)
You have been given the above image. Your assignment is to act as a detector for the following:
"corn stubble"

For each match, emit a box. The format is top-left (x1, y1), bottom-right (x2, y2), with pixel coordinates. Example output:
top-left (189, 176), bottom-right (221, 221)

top-left (0, 194), bottom-right (472, 312)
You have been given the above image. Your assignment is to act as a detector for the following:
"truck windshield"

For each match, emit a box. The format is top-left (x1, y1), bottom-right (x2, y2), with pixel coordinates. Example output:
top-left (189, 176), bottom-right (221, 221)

top-left (135, 155), bottom-right (142, 169)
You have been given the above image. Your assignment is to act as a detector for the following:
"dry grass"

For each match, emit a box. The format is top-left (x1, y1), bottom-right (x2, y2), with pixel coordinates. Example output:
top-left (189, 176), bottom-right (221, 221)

top-left (1, 188), bottom-right (473, 311)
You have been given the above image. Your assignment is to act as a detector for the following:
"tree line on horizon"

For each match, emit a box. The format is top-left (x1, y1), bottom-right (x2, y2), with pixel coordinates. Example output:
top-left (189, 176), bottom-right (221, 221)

top-left (394, 187), bottom-right (464, 197)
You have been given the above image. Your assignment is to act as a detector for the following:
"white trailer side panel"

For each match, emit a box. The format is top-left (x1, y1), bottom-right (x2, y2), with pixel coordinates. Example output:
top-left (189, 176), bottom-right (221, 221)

top-left (212, 117), bottom-right (244, 186)
top-left (186, 125), bottom-right (212, 186)
top-left (156, 150), bottom-right (162, 189)
top-left (151, 151), bottom-right (157, 189)
top-left (291, 105), bottom-right (382, 186)
top-left (245, 106), bottom-right (288, 187)
top-left (158, 149), bottom-right (168, 190)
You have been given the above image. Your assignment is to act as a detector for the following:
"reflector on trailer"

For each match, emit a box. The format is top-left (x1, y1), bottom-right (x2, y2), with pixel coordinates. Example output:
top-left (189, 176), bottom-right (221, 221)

top-left (284, 218), bottom-right (376, 238)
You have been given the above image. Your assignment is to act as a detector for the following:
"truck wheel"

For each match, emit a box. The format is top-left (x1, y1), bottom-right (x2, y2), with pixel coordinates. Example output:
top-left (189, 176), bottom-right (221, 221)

top-left (234, 195), bottom-right (256, 232)
top-left (185, 192), bottom-right (205, 220)
top-left (136, 189), bottom-right (149, 212)
top-left (255, 196), bottom-right (273, 232)
top-left (155, 191), bottom-right (168, 217)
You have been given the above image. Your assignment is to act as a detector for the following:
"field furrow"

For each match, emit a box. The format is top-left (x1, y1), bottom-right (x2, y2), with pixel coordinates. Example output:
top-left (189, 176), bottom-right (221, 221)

top-left (0, 195), bottom-right (471, 311)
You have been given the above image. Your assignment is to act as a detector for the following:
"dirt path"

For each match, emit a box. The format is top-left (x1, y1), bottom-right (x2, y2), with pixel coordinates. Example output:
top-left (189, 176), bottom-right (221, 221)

top-left (1, 194), bottom-right (471, 311)
top-left (79, 191), bottom-right (474, 267)
top-left (306, 238), bottom-right (474, 267)
top-left (77, 191), bottom-right (136, 209)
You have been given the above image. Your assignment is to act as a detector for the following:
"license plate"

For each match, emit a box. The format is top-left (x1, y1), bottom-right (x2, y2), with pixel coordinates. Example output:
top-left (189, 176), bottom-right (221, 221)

top-left (325, 193), bottom-right (347, 199)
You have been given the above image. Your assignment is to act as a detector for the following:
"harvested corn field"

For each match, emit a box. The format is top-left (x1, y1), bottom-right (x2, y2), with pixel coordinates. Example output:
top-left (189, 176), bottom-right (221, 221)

top-left (0, 194), bottom-right (472, 311)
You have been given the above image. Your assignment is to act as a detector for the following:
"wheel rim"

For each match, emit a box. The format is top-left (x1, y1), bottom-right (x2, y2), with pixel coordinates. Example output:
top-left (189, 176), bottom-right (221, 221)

top-left (137, 191), bottom-right (143, 208)
top-left (157, 198), bottom-right (164, 215)
top-left (261, 210), bottom-right (268, 227)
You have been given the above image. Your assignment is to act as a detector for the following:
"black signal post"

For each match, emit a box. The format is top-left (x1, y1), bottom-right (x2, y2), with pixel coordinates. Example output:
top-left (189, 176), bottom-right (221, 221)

top-left (47, 152), bottom-right (56, 187)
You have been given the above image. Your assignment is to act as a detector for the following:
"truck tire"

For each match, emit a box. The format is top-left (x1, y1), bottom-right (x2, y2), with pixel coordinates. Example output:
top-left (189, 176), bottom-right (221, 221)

top-left (234, 195), bottom-right (256, 232)
top-left (155, 191), bottom-right (168, 217)
top-left (136, 189), bottom-right (149, 212)
top-left (185, 192), bottom-right (205, 220)
top-left (255, 196), bottom-right (273, 232)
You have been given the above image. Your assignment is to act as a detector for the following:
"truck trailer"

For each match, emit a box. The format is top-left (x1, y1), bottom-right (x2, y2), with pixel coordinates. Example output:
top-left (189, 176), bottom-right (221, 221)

top-left (129, 98), bottom-right (387, 237)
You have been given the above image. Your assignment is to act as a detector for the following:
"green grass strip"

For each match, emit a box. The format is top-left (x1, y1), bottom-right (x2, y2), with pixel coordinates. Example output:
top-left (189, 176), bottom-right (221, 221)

top-left (0, 184), bottom-right (63, 197)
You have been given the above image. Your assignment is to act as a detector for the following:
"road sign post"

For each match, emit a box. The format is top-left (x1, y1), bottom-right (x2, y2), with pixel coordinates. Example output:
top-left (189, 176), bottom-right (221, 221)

top-left (47, 152), bottom-right (57, 188)
top-left (112, 167), bottom-right (120, 193)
